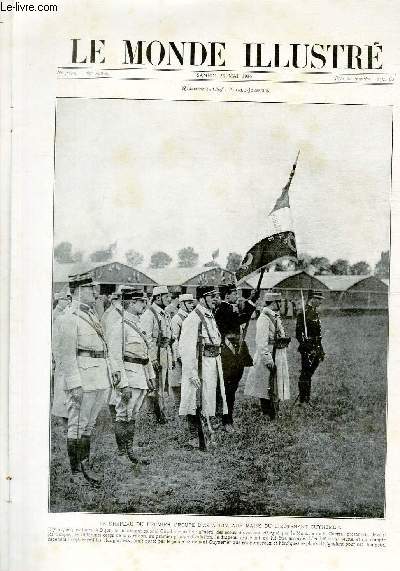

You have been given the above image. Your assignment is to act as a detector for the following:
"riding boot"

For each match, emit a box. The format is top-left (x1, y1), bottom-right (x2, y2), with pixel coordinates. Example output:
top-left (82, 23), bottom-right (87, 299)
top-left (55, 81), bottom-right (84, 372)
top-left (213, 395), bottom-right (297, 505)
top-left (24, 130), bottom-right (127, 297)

top-left (79, 436), bottom-right (102, 486)
top-left (67, 438), bottom-right (79, 473)
top-left (298, 378), bottom-right (308, 404)
top-left (152, 396), bottom-right (167, 424)
top-left (125, 419), bottom-right (140, 464)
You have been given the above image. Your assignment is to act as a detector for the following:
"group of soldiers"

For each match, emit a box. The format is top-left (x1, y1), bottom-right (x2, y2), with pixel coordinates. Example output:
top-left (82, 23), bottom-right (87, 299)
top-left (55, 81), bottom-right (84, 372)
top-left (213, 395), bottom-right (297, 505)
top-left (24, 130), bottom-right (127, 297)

top-left (52, 272), bottom-right (325, 487)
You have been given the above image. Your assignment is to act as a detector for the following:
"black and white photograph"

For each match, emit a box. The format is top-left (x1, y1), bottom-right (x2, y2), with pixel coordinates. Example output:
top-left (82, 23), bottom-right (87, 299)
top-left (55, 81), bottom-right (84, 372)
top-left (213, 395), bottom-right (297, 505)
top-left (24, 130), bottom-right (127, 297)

top-left (50, 98), bottom-right (390, 517)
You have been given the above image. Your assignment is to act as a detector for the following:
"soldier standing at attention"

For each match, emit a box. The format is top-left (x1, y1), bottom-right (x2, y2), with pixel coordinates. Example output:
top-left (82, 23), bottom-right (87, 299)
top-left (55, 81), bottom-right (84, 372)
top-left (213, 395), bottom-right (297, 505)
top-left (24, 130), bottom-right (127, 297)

top-left (140, 285), bottom-right (175, 424)
top-left (214, 284), bottom-right (257, 431)
top-left (54, 274), bottom-right (112, 486)
top-left (296, 290), bottom-right (325, 404)
top-left (165, 290), bottom-right (181, 319)
top-left (51, 290), bottom-right (72, 422)
top-left (170, 293), bottom-right (197, 407)
top-left (179, 286), bottom-right (228, 449)
top-left (108, 288), bottom-right (156, 464)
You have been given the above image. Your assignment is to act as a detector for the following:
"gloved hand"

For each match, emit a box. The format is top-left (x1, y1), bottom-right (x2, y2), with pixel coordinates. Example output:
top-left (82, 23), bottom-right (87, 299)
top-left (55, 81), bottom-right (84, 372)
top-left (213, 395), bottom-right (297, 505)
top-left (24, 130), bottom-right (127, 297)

top-left (70, 386), bottom-right (83, 404)
top-left (190, 377), bottom-right (201, 389)
top-left (120, 386), bottom-right (132, 404)
top-left (262, 353), bottom-right (275, 370)
top-left (112, 371), bottom-right (121, 387)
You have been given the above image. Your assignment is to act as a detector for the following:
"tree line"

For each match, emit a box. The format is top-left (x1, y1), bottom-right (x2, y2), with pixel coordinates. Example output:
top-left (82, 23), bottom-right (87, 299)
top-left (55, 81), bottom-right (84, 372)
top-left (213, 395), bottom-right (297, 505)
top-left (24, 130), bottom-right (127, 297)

top-left (54, 241), bottom-right (390, 278)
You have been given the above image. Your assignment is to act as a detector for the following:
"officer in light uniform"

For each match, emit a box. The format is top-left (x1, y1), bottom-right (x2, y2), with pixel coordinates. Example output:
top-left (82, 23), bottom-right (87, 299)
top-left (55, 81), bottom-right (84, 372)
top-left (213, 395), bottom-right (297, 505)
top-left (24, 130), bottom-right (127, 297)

top-left (179, 286), bottom-right (228, 447)
top-left (140, 285), bottom-right (175, 423)
top-left (51, 290), bottom-right (72, 421)
top-left (170, 293), bottom-right (196, 406)
top-left (101, 289), bottom-right (124, 337)
top-left (108, 288), bottom-right (155, 464)
top-left (55, 273), bottom-right (112, 485)
top-left (101, 285), bottom-right (130, 453)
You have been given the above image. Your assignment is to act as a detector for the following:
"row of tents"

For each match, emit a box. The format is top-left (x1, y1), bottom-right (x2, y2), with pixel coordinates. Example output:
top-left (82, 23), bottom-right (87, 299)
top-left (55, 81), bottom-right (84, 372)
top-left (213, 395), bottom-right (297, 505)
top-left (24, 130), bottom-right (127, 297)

top-left (53, 260), bottom-right (389, 312)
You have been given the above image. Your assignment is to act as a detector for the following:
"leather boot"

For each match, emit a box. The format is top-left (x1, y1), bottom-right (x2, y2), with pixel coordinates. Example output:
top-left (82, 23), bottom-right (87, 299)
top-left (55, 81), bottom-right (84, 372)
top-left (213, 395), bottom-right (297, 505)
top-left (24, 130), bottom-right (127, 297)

top-left (113, 421), bottom-right (126, 456)
top-left (79, 436), bottom-right (102, 486)
top-left (152, 396), bottom-right (167, 424)
top-left (125, 420), bottom-right (139, 464)
top-left (67, 438), bottom-right (85, 484)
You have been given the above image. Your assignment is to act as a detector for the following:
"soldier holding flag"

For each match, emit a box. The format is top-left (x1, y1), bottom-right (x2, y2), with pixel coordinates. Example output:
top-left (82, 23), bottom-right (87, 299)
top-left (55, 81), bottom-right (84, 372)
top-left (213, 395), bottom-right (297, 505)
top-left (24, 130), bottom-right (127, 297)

top-left (214, 284), bottom-right (257, 430)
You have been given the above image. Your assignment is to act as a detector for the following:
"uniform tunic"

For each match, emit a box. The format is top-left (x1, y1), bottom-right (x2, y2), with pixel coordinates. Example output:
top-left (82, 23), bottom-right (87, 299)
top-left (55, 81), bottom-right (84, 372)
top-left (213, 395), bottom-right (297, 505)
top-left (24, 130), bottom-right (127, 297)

top-left (295, 303), bottom-right (324, 402)
top-left (54, 301), bottom-right (111, 438)
top-left (169, 309), bottom-right (188, 387)
top-left (109, 313), bottom-right (155, 421)
top-left (140, 303), bottom-right (174, 395)
top-left (51, 305), bottom-right (70, 418)
top-left (179, 304), bottom-right (228, 417)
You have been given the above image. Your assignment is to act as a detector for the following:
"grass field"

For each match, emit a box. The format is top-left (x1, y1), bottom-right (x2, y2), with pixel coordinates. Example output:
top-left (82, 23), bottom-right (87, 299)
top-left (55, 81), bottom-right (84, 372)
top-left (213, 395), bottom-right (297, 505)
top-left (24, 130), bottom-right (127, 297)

top-left (50, 313), bottom-right (387, 517)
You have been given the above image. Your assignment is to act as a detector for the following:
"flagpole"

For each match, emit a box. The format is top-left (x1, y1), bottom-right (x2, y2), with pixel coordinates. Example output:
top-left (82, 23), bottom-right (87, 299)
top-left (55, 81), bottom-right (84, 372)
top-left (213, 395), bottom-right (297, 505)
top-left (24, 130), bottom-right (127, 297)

top-left (300, 288), bottom-right (308, 339)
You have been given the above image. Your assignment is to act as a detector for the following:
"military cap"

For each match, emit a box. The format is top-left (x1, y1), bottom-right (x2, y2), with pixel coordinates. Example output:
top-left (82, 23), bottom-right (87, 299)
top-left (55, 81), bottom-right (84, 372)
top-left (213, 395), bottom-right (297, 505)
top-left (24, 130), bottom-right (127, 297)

top-left (308, 289), bottom-right (324, 300)
top-left (55, 290), bottom-right (71, 301)
top-left (196, 285), bottom-right (219, 300)
top-left (122, 288), bottom-right (146, 301)
top-left (263, 291), bottom-right (282, 303)
top-left (219, 284), bottom-right (237, 298)
top-left (179, 293), bottom-right (194, 302)
top-left (152, 285), bottom-right (169, 296)
top-left (68, 272), bottom-right (94, 289)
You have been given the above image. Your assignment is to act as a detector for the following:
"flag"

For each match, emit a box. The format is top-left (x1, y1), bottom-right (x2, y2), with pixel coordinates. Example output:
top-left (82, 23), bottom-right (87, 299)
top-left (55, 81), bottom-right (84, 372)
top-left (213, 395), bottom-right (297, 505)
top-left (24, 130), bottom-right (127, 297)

top-left (235, 152), bottom-right (299, 282)
top-left (212, 249), bottom-right (219, 259)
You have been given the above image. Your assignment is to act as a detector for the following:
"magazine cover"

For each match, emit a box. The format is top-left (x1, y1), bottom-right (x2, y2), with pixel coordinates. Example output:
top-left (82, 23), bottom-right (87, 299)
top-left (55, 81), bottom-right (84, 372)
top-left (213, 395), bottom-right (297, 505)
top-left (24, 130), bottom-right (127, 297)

top-left (1, 1), bottom-right (400, 570)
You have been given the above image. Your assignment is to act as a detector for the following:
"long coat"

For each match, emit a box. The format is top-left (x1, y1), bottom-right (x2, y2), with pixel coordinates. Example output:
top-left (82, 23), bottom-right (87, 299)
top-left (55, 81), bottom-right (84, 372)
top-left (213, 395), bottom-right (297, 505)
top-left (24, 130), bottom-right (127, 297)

top-left (244, 307), bottom-right (289, 400)
top-left (179, 304), bottom-right (227, 416)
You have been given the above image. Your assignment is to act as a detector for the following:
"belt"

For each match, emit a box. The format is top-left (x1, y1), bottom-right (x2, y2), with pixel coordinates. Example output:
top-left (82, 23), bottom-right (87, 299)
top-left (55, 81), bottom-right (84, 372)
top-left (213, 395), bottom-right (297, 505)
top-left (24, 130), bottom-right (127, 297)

top-left (203, 344), bottom-right (221, 357)
top-left (77, 349), bottom-right (105, 358)
top-left (123, 356), bottom-right (149, 365)
top-left (157, 337), bottom-right (171, 348)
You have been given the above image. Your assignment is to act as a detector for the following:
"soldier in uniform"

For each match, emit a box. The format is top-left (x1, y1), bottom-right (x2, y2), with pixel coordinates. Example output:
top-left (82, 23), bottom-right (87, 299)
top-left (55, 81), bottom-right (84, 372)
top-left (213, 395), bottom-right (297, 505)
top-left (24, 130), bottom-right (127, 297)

top-left (140, 285), bottom-right (175, 423)
top-left (214, 284), bottom-right (257, 430)
top-left (170, 293), bottom-right (196, 406)
top-left (244, 292), bottom-right (286, 420)
top-left (179, 286), bottom-right (228, 448)
top-left (101, 289), bottom-right (123, 337)
top-left (51, 290), bottom-right (72, 422)
top-left (100, 286), bottom-right (126, 453)
top-left (165, 290), bottom-right (181, 319)
top-left (296, 290), bottom-right (325, 404)
top-left (108, 288), bottom-right (156, 464)
top-left (54, 274), bottom-right (112, 485)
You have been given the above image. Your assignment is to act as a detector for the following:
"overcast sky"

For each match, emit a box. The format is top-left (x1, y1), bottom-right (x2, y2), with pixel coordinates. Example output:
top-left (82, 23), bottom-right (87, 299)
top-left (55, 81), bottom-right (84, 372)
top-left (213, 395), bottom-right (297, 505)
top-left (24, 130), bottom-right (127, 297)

top-left (54, 99), bottom-right (391, 268)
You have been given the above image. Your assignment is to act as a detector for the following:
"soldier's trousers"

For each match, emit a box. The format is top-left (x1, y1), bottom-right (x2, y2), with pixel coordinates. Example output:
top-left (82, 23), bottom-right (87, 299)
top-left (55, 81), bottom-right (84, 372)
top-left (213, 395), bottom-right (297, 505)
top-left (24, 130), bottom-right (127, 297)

top-left (115, 388), bottom-right (147, 422)
top-left (66, 388), bottom-right (108, 439)
top-left (299, 353), bottom-right (320, 403)
top-left (221, 353), bottom-right (244, 425)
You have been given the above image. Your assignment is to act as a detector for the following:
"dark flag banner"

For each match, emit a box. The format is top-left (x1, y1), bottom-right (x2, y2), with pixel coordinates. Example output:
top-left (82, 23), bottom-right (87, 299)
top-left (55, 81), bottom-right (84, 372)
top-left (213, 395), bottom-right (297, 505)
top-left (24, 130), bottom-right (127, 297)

top-left (235, 152), bottom-right (300, 282)
top-left (236, 231), bottom-right (297, 281)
